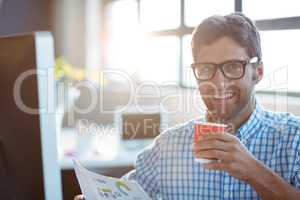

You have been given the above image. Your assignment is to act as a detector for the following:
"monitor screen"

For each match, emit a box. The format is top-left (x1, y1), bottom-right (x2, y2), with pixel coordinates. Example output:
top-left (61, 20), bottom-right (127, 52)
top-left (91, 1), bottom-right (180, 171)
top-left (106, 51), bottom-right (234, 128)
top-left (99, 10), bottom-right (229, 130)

top-left (122, 113), bottom-right (161, 140)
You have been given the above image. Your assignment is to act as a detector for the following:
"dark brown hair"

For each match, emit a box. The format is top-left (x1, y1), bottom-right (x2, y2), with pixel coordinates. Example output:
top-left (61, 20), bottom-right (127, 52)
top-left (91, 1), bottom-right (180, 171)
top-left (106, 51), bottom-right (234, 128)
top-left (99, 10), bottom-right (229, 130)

top-left (191, 12), bottom-right (262, 62)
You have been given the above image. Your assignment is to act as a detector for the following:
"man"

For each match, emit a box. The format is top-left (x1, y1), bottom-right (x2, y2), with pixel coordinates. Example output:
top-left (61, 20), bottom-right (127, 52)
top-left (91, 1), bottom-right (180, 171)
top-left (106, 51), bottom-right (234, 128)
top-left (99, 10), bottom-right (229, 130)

top-left (75, 13), bottom-right (300, 200)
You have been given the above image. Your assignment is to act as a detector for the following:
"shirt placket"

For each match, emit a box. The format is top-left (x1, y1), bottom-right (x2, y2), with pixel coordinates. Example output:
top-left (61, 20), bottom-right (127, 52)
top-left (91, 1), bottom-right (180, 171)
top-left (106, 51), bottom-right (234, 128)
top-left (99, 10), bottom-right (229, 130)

top-left (223, 174), bottom-right (231, 199)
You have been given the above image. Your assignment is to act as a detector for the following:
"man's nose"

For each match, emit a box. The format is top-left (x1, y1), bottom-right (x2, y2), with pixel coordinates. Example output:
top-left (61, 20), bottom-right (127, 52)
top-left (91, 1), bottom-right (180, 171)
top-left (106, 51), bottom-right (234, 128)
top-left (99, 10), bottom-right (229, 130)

top-left (211, 68), bottom-right (229, 87)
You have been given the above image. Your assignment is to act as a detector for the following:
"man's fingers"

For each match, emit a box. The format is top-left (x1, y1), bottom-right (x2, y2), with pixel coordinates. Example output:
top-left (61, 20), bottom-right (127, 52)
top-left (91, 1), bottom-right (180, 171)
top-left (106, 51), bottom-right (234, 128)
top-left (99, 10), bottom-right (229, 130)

top-left (192, 132), bottom-right (239, 154)
top-left (194, 149), bottom-right (233, 161)
top-left (74, 195), bottom-right (85, 200)
top-left (199, 131), bottom-right (238, 143)
top-left (193, 139), bottom-right (233, 152)
top-left (203, 161), bottom-right (228, 170)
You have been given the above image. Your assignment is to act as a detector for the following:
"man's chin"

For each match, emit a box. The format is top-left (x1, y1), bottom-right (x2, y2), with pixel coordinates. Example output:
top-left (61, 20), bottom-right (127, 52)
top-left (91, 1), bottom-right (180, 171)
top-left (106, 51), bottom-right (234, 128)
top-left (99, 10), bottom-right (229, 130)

top-left (207, 109), bottom-right (235, 123)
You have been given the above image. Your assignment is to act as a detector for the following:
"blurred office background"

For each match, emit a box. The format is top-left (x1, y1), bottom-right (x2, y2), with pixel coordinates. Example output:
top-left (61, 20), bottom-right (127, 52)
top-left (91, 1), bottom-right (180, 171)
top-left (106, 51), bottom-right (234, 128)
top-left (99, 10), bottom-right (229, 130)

top-left (1, 0), bottom-right (300, 199)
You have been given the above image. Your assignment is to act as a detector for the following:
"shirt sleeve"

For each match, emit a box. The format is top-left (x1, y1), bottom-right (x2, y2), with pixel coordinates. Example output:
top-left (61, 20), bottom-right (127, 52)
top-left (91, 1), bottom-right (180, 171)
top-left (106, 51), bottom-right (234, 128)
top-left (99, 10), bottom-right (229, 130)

top-left (294, 169), bottom-right (300, 188)
top-left (291, 127), bottom-right (300, 189)
top-left (122, 136), bottom-right (162, 199)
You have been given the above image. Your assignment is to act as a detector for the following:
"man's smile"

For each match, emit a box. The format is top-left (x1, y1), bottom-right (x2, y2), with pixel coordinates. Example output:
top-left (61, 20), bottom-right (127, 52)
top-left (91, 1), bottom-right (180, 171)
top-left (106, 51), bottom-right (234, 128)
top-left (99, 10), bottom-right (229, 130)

top-left (212, 90), bottom-right (236, 100)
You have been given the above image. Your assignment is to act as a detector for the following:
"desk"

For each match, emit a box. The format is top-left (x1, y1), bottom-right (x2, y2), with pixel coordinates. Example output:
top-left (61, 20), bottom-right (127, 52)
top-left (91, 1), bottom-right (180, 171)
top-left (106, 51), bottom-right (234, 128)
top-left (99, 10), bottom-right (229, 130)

top-left (58, 127), bottom-right (151, 169)
top-left (60, 147), bottom-right (141, 170)
top-left (58, 128), bottom-right (145, 169)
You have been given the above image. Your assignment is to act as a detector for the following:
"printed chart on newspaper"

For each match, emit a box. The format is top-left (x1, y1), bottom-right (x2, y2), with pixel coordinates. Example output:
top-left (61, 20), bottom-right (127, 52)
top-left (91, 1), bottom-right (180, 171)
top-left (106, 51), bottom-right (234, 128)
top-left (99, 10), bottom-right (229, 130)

top-left (73, 159), bottom-right (152, 200)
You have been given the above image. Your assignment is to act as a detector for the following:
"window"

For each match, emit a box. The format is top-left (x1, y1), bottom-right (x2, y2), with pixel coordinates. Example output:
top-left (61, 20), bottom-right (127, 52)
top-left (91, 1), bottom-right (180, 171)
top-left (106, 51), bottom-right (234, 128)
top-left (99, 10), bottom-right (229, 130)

top-left (106, 0), bottom-right (180, 84)
top-left (105, 0), bottom-right (300, 92)
top-left (243, 0), bottom-right (300, 20)
top-left (106, 0), bottom-right (139, 73)
top-left (138, 36), bottom-right (180, 84)
top-left (257, 30), bottom-right (300, 92)
top-left (182, 34), bottom-right (197, 88)
top-left (140, 0), bottom-right (180, 31)
top-left (108, 0), bottom-right (138, 34)
top-left (185, 0), bottom-right (234, 27)
top-left (243, 0), bottom-right (300, 93)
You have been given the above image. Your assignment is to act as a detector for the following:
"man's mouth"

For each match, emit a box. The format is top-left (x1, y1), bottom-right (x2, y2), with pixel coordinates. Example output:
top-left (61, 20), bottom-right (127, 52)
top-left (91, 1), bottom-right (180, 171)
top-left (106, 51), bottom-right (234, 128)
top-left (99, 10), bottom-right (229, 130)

top-left (213, 91), bottom-right (235, 100)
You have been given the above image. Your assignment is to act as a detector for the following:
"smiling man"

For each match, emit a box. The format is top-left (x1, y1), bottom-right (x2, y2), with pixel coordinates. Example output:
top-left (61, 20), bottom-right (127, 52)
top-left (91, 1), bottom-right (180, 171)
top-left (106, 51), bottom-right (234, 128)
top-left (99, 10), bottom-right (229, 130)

top-left (75, 13), bottom-right (300, 200)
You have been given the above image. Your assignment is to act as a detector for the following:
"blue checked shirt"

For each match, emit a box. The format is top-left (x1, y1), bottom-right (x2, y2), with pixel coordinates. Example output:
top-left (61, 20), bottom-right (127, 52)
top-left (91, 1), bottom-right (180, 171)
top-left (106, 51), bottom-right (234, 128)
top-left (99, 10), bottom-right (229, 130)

top-left (123, 103), bottom-right (300, 200)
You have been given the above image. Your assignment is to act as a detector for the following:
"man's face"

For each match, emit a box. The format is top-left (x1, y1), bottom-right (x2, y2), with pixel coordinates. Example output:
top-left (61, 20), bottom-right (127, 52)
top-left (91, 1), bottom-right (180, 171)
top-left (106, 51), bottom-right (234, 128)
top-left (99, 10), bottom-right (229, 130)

top-left (193, 36), bottom-right (263, 122)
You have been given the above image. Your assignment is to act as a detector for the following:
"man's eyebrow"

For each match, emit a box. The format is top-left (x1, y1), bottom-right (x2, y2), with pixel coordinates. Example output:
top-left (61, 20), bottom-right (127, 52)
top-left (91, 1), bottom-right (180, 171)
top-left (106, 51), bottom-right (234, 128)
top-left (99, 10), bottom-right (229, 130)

top-left (195, 58), bottom-right (248, 64)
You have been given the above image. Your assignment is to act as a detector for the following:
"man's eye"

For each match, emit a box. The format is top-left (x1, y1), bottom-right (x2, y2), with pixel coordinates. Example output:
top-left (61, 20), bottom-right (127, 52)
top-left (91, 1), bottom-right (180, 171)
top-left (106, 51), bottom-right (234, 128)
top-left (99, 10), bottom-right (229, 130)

top-left (200, 65), bottom-right (212, 73)
top-left (225, 63), bottom-right (242, 71)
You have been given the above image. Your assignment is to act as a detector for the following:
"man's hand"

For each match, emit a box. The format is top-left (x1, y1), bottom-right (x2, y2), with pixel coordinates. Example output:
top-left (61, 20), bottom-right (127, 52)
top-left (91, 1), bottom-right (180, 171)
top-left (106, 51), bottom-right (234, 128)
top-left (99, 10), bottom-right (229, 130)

top-left (74, 195), bottom-right (85, 200)
top-left (192, 131), bottom-right (300, 200)
top-left (192, 131), bottom-right (259, 182)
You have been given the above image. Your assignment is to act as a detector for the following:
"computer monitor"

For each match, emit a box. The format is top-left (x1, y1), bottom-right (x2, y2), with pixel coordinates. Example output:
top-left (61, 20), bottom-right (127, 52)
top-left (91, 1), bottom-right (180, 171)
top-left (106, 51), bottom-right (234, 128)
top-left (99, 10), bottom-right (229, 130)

top-left (121, 113), bottom-right (161, 140)
top-left (0, 32), bottom-right (62, 200)
top-left (114, 105), bottom-right (167, 149)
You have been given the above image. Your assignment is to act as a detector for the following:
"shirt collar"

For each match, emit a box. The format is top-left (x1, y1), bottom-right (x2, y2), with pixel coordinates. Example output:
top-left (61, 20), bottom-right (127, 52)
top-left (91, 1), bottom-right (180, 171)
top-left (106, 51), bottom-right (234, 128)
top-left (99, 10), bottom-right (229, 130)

top-left (202, 101), bottom-right (265, 140)
top-left (236, 102), bottom-right (265, 140)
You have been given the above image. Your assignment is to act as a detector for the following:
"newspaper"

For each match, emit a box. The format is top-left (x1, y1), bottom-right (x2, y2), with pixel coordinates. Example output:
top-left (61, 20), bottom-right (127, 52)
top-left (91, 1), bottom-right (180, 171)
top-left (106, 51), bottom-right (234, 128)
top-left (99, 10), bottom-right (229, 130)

top-left (73, 160), bottom-right (152, 200)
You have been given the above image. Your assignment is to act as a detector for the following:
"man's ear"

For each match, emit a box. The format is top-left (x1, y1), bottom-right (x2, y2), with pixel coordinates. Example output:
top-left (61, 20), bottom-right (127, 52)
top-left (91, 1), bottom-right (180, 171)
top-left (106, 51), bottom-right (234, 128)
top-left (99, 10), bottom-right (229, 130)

top-left (253, 63), bottom-right (264, 84)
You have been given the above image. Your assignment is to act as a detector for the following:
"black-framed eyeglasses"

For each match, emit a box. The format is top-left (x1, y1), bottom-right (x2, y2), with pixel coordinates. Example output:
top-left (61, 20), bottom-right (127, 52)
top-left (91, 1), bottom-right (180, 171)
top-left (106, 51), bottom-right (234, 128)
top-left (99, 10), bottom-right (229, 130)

top-left (191, 57), bottom-right (260, 81)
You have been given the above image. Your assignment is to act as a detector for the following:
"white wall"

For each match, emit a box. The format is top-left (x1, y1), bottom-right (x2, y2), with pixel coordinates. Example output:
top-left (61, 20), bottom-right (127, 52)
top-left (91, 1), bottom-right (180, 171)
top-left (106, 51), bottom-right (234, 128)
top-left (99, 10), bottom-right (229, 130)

top-left (53, 0), bottom-right (87, 67)
top-left (53, 0), bottom-right (102, 68)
